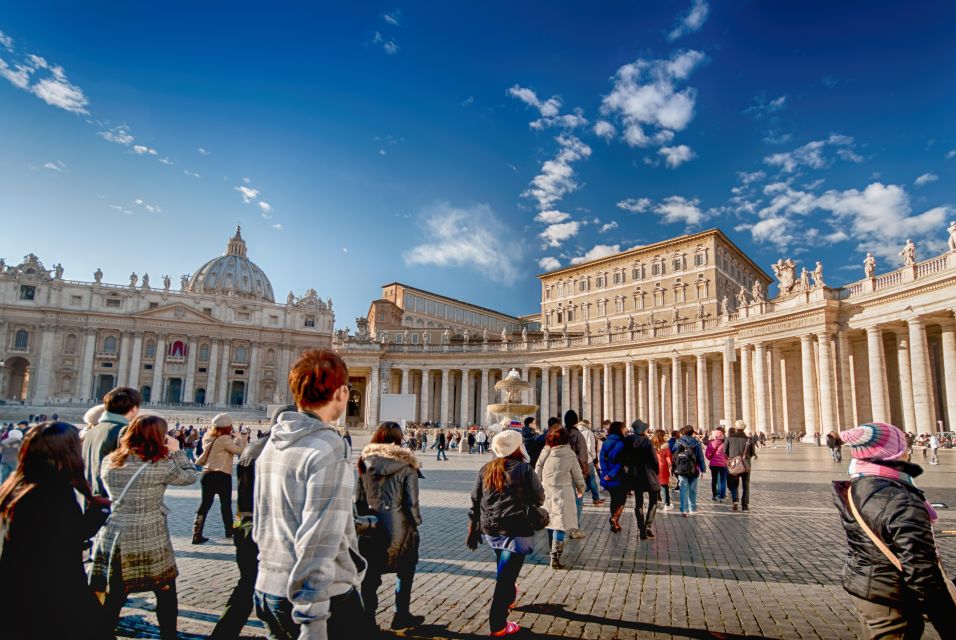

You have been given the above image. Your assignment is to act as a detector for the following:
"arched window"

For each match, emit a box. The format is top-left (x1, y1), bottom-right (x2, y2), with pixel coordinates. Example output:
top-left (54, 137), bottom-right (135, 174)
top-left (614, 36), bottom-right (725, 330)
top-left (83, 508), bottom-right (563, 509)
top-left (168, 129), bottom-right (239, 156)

top-left (199, 344), bottom-right (209, 362)
top-left (234, 346), bottom-right (248, 363)
top-left (145, 341), bottom-right (156, 359)
top-left (65, 334), bottom-right (77, 353)
top-left (141, 385), bottom-right (152, 403)
top-left (266, 349), bottom-right (276, 365)
top-left (103, 336), bottom-right (117, 354)
top-left (14, 330), bottom-right (29, 350)
top-left (170, 340), bottom-right (186, 357)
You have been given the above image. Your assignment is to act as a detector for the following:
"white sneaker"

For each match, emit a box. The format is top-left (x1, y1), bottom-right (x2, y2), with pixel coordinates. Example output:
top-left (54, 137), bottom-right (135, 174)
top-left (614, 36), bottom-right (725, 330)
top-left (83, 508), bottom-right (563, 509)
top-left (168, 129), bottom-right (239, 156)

top-left (663, 504), bottom-right (673, 511)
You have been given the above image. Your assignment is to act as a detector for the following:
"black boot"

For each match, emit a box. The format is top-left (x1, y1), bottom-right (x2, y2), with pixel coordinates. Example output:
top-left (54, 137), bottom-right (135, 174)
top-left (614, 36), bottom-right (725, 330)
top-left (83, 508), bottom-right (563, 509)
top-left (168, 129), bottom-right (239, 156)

top-left (192, 514), bottom-right (209, 545)
top-left (635, 508), bottom-right (647, 540)
top-left (645, 501), bottom-right (658, 538)
top-left (223, 505), bottom-right (234, 538)
top-left (550, 539), bottom-right (565, 569)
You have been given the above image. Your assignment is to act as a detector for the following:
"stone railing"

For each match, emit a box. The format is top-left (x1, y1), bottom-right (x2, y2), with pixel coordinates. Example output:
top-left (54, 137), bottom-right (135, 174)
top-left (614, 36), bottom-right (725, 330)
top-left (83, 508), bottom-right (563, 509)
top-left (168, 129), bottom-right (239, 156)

top-left (839, 251), bottom-right (952, 299)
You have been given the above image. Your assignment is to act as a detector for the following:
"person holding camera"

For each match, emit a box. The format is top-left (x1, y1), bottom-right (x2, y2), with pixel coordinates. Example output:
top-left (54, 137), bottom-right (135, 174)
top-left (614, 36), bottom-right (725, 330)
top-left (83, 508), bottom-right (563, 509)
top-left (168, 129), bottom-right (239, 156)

top-left (192, 413), bottom-right (247, 544)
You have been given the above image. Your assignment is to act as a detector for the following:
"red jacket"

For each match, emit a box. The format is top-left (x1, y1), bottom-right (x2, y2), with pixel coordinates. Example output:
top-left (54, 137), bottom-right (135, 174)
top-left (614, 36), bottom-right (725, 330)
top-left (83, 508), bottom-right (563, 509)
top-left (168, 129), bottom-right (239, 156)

top-left (657, 444), bottom-right (672, 485)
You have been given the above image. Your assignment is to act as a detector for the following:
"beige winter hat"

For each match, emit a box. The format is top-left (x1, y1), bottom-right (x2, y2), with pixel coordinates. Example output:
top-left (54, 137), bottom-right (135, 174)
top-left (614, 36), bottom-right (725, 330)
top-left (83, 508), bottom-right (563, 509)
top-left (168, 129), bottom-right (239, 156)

top-left (490, 429), bottom-right (529, 462)
top-left (211, 413), bottom-right (234, 428)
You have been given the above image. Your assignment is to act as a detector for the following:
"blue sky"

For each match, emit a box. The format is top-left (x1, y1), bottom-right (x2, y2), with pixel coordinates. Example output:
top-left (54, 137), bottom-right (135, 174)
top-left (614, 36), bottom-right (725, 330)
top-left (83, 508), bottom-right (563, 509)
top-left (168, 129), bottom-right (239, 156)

top-left (2, 1), bottom-right (955, 326)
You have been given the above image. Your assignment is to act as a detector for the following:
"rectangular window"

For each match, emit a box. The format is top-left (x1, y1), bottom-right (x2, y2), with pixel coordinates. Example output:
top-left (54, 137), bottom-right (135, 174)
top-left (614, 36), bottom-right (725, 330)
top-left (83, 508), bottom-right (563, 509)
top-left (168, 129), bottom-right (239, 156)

top-left (304, 317), bottom-right (316, 328)
top-left (101, 362), bottom-right (113, 368)
top-left (234, 369), bottom-right (244, 375)
top-left (204, 307), bottom-right (213, 316)
top-left (105, 298), bottom-right (122, 308)
top-left (148, 302), bottom-right (159, 309)
top-left (18, 285), bottom-right (36, 301)
top-left (237, 311), bottom-right (251, 321)
top-left (652, 263), bottom-right (661, 276)
top-left (70, 295), bottom-right (82, 306)
top-left (695, 253), bottom-right (705, 266)
top-left (198, 367), bottom-right (207, 373)
top-left (144, 364), bottom-right (153, 370)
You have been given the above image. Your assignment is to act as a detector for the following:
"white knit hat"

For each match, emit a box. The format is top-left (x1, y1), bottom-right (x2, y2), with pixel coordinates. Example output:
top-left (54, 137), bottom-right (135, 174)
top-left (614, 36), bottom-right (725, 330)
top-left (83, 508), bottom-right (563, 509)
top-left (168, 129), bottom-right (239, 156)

top-left (83, 404), bottom-right (106, 426)
top-left (211, 413), bottom-right (234, 428)
top-left (490, 429), bottom-right (529, 462)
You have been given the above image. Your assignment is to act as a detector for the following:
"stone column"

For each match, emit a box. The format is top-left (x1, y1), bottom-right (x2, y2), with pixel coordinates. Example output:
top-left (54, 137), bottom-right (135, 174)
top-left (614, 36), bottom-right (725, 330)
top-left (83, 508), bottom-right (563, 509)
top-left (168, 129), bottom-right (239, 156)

top-left (368, 366), bottom-right (380, 428)
top-left (561, 366), bottom-right (571, 418)
top-left (907, 317), bottom-right (936, 434)
top-left (940, 319), bottom-right (956, 430)
top-left (637, 363), bottom-right (647, 421)
top-left (421, 369), bottom-right (432, 424)
top-left (151, 335), bottom-right (167, 402)
top-left (753, 343), bottom-right (768, 434)
top-left (206, 340), bottom-right (220, 404)
top-left (770, 345), bottom-right (786, 434)
top-left (895, 331), bottom-right (917, 434)
top-left (686, 362), bottom-right (697, 427)
top-left (739, 344), bottom-right (753, 431)
top-left (696, 354), bottom-right (708, 430)
top-left (581, 365), bottom-right (591, 424)
top-left (460, 369), bottom-right (470, 426)
top-left (722, 351), bottom-right (734, 426)
top-left (866, 326), bottom-right (889, 423)
top-left (710, 359), bottom-right (721, 427)
top-left (671, 356), bottom-right (682, 429)
top-left (116, 332), bottom-right (132, 388)
top-left (217, 341), bottom-right (231, 405)
top-left (613, 365), bottom-right (625, 420)
top-left (837, 330), bottom-right (854, 430)
top-left (539, 367), bottom-right (551, 424)
top-left (817, 332), bottom-right (838, 435)
top-left (399, 366), bottom-right (410, 394)
top-left (183, 338), bottom-right (199, 404)
top-left (603, 363), bottom-right (612, 423)
top-left (570, 368), bottom-right (580, 411)
top-left (648, 360), bottom-right (659, 429)
top-left (625, 362), bottom-right (634, 426)
top-left (31, 325), bottom-right (57, 402)
top-left (78, 330), bottom-right (97, 401)
top-left (247, 345), bottom-right (261, 406)
top-left (479, 368), bottom-right (489, 425)
top-left (661, 364), bottom-right (671, 430)
top-left (800, 335), bottom-right (819, 439)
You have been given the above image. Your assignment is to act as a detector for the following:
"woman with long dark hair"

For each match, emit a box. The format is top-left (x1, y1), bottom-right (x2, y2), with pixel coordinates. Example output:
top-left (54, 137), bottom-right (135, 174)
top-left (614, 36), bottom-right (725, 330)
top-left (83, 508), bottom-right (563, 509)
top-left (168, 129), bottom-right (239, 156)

top-left (0, 421), bottom-right (112, 639)
top-left (91, 415), bottom-right (199, 640)
top-left (468, 430), bottom-right (544, 637)
top-left (356, 422), bottom-right (425, 632)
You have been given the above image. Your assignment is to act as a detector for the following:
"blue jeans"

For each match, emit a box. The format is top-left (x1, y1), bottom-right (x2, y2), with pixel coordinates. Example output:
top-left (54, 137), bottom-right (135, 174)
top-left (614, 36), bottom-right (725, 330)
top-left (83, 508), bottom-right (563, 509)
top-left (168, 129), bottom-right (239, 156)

top-left (787, 440), bottom-right (793, 452)
top-left (546, 529), bottom-right (566, 545)
top-left (586, 463), bottom-right (600, 501)
top-left (0, 462), bottom-right (13, 484)
top-left (710, 466), bottom-right (727, 500)
top-left (436, 447), bottom-right (448, 461)
top-left (678, 475), bottom-right (699, 513)
top-left (255, 588), bottom-right (365, 640)
top-left (362, 562), bottom-right (415, 621)
top-left (254, 591), bottom-right (298, 640)
top-left (574, 493), bottom-right (584, 529)
top-left (490, 549), bottom-right (525, 634)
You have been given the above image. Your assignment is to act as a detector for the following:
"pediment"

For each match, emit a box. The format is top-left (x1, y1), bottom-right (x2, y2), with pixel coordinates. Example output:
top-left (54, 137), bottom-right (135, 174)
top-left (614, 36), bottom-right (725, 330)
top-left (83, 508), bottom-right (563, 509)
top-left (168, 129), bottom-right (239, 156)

top-left (133, 303), bottom-right (222, 325)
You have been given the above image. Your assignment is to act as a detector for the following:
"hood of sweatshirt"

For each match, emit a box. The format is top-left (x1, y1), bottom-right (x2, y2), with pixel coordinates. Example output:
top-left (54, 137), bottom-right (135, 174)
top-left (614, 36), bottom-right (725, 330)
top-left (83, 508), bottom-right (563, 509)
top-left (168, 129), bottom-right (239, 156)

top-left (361, 443), bottom-right (420, 477)
top-left (269, 411), bottom-right (338, 451)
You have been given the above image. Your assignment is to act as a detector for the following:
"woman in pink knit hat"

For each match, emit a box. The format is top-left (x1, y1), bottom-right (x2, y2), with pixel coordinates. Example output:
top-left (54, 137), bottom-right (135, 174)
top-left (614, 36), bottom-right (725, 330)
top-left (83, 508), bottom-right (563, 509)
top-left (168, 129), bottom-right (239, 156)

top-left (832, 422), bottom-right (955, 639)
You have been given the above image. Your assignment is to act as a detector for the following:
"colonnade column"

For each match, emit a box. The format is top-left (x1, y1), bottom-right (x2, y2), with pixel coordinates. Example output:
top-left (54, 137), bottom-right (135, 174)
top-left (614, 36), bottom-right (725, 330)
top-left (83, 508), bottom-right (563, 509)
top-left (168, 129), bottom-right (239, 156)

top-left (739, 344), bottom-right (752, 430)
top-left (625, 362), bottom-right (634, 426)
top-left (800, 335), bottom-right (819, 438)
top-left (539, 367), bottom-right (551, 424)
top-left (561, 366), bottom-right (571, 418)
top-left (78, 329), bottom-right (97, 401)
top-left (479, 368), bottom-right (489, 425)
top-left (896, 331), bottom-right (917, 433)
top-left (439, 368), bottom-right (450, 426)
top-left (399, 366), bottom-right (410, 394)
top-left (117, 332), bottom-right (132, 388)
top-left (460, 369), bottom-right (470, 426)
top-left (671, 356), bottom-right (682, 429)
top-left (866, 326), bottom-right (888, 423)
top-left (368, 366), bottom-right (380, 427)
top-left (722, 350), bottom-right (734, 426)
top-left (710, 359), bottom-right (721, 427)
top-left (648, 360), bottom-right (659, 429)
top-left (31, 325), bottom-right (57, 402)
top-left (205, 340), bottom-right (219, 404)
top-left (581, 365), bottom-right (591, 424)
top-left (636, 363), bottom-right (647, 421)
top-left (247, 346), bottom-right (260, 406)
top-left (770, 345), bottom-right (786, 434)
top-left (183, 338), bottom-right (198, 404)
top-left (817, 333), bottom-right (838, 434)
top-left (753, 343), bottom-right (768, 434)
top-left (837, 330), bottom-right (854, 430)
top-left (569, 368), bottom-right (580, 413)
top-left (907, 317), bottom-right (935, 434)
top-left (940, 319), bottom-right (956, 430)
top-left (421, 369), bottom-right (432, 424)
top-left (217, 341), bottom-right (231, 406)
top-left (151, 335), bottom-right (167, 402)
top-left (696, 355), bottom-right (708, 431)
top-left (603, 363), bottom-right (612, 424)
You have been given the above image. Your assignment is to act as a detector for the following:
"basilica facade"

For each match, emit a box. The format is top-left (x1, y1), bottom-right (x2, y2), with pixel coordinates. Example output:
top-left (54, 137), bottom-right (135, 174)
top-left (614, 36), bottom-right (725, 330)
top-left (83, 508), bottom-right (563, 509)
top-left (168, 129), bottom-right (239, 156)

top-left (0, 227), bottom-right (333, 408)
top-left (335, 228), bottom-right (956, 436)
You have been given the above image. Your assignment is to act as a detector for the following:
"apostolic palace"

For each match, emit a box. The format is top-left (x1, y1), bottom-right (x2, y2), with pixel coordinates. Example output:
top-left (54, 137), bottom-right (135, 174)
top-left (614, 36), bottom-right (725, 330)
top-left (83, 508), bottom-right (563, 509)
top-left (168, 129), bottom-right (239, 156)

top-left (4, 225), bottom-right (956, 438)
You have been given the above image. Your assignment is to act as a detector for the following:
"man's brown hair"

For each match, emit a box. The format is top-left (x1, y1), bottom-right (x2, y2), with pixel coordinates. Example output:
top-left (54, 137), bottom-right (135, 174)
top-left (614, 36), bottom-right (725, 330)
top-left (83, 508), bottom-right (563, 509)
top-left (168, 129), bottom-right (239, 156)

top-left (103, 387), bottom-right (143, 415)
top-left (288, 350), bottom-right (348, 409)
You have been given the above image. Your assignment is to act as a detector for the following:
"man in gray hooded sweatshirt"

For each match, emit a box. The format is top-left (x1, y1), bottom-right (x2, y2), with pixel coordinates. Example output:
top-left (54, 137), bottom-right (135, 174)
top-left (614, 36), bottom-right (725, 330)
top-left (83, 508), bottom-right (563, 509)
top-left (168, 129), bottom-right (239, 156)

top-left (253, 351), bottom-right (366, 640)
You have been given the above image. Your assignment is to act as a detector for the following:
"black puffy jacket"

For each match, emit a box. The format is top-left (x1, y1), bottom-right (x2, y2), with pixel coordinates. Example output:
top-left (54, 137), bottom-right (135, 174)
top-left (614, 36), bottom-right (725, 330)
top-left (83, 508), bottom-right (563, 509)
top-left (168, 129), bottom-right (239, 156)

top-left (470, 458), bottom-right (545, 537)
top-left (625, 434), bottom-right (660, 492)
top-left (833, 473), bottom-right (956, 626)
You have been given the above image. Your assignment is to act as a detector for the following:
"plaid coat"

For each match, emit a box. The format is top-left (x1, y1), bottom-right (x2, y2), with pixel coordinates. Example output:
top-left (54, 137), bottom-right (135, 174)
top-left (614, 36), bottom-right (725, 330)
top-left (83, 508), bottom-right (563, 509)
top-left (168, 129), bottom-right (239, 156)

top-left (91, 449), bottom-right (199, 593)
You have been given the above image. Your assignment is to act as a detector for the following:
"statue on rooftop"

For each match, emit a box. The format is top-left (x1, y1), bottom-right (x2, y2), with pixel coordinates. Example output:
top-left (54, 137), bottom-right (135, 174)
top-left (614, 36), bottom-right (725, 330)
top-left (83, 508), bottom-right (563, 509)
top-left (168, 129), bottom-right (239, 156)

top-left (812, 261), bottom-right (826, 288)
top-left (129, 272), bottom-right (138, 288)
top-left (864, 253), bottom-right (876, 278)
top-left (94, 268), bottom-right (103, 284)
top-left (899, 239), bottom-right (916, 267)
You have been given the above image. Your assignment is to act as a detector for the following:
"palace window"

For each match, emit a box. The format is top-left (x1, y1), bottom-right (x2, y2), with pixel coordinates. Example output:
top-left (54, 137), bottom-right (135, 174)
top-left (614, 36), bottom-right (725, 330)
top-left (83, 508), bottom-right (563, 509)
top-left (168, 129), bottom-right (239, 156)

top-left (145, 341), bottom-right (156, 359)
top-left (105, 298), bottom-right (121, 308)
top-left (567, 308), bottom-right (574, 322)
top-left (71, 295), bottom-right (82, 306)
top-left (304, 316), bottom-right (315, 328)
top-left (14, 329), bottom-right (29, 350)
top-left (672, 255), bottom-right (685, 272)
top-left (579, 278), bottom-right (589, 292)
top-left (596, 274), bottom-right (606, 288)
top-left (103, 336), bottom-right (118, 354)
top-left (199, 344), bottom-right (209, 361)
top-left (148, 302), bottom-right (159, 310)
top-left (612, 271), bottom-right (624, 285)
top-left (651, 262), bottom-right (662, 277)
top-left (694, 251), bottom-right (706, 267)
top-left (170, 340), bottom-right (186, 358)
top-left (632, 263), bottom-right (644, 281)
top-left (556, 310), bottom-right (563, 324)
top-left (634, 289), bottom-right (646, 310)
top-left (411, 333), bottom-right (419, 345)
top-left (18, 285), bottom-right (36, 301)
top-left (545, 286), bottom-right (552, 300)
top-left (615, 297), bottom-right (625, 313)
top-left (564, 282), bottom-right (572, 297)
top-left (234, 346), bottom-right (248, 363)
top-left (64, 334), bottom-right (77, 353)
top-left (597, 299), bottom-right (606, 316)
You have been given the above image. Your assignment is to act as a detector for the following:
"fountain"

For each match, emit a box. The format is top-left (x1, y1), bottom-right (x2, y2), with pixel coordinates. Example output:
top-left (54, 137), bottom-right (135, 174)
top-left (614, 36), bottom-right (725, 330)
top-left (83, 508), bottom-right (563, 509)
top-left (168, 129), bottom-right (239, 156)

top-left (486, 368), bottom-right (539, 434)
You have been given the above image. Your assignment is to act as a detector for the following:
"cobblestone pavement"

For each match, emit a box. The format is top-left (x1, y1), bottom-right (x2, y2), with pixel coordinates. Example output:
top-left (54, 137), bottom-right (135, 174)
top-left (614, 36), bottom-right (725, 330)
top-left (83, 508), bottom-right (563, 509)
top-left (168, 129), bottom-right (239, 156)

top-left (116, 442), bottom-right (956, 640)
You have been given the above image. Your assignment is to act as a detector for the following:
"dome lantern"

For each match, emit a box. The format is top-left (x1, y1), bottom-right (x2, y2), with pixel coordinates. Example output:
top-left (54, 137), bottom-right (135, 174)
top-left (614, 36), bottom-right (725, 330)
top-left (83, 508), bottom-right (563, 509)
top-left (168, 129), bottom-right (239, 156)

top-left (186, 227), bottom-right (275, 302)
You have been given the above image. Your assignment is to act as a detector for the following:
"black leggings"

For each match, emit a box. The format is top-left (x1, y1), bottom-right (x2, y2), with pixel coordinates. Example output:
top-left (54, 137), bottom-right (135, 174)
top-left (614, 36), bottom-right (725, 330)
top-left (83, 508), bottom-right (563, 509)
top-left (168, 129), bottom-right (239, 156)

top-left (608, 487), bottom-right (628, 516)
top-left (104, 563), bottom-right (179, 640)
top-left (197, 470), bottom-right (233, 532)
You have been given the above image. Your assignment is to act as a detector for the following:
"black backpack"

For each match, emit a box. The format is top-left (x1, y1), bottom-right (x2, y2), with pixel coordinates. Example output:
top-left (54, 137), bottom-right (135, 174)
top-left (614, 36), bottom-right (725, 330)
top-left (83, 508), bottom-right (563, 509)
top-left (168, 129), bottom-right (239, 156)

top-left (674, 443), bottom-right (699, 477)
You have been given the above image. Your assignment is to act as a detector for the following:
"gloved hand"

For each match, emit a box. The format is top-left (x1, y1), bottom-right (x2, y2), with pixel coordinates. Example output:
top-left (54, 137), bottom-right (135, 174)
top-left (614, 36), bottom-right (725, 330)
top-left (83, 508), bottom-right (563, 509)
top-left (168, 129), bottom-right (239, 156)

top-left (466, 521), bottom-right (481, 551)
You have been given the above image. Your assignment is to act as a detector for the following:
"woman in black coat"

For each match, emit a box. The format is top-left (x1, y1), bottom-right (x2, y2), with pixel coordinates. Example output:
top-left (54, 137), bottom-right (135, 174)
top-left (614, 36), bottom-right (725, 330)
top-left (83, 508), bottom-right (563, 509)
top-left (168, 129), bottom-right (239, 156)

top-left (625, 419), bottom-right (660, 540)
top-left (356, 422), bottom-right (425, 632)
top-left (0, 421), bottom-right (112, 640)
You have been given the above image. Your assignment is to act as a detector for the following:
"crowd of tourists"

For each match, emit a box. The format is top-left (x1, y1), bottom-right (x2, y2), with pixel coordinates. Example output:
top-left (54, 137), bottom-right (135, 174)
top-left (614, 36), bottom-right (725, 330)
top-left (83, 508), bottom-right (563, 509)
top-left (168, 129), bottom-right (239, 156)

top-left (0, 348), bottom-right (953, 639)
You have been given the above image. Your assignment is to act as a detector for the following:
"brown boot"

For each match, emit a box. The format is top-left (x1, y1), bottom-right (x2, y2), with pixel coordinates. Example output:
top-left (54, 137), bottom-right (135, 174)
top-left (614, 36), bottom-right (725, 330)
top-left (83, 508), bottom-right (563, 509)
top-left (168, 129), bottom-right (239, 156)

top-left (192, 514), bottom-right (209, 545)
top-left (610, 505), bottom-right (625, 533)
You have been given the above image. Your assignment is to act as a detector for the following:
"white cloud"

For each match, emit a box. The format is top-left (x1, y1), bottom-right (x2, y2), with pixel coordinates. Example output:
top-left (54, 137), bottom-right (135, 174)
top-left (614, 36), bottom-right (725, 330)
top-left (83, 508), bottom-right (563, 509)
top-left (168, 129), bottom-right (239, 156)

top-left (571, 244), bottom-right (621, 265)
top-left (594, 120), bottom-right (616, 140)
top-left (599, 50), bottom-right (705, 149)
top-left (0, 31), bottom-right (13, 51)
top-left (183, 169), bottom-right (200, 178)
top-left (523, 135), bottom-right (592, 210)
top-left (599, 221), bottom-right (619, 233)
top-left (403, 202), bottom-right (521, 284)
top-left (507, 85), bottom-right (561, 117)
top-left (538, 256), bottom-right (561, 271)
top-left (158, 157), bottom-right (173, 165)
top-left (743, 94), bottom-right (787, 118)
top-left (737, 170), bottom-right (766, 185)
top-left (132, 145), bottom-right (157, 155)
top-left (914, 173), bottom-right (938, 187)
top-left (42, 160), bottom-right (65, 172)
top-left (946, 150), bottom-right (956, 160)
top-left (133, 198), bottom-right (161, 213)
top-left (763, 134), bottom-right (860, 173)
top-left (539, 221), bottom-right (581, 248)
top-left (658, 144), bottom-right (696, 168)
top-left (0, 50), bottom-right (89, 114)
top-left (242, 177), bottom-right (251, 184)
top-left (530, 109), bottom-right (588, 131)
top-left (378, 149), bottom-right (387, 156)
top-left (98, 125), bottom-right (134, 145)
top-left (198, 147), bottom-right (210, 156)
top-left (258, 201), bottom-right (273, 217)
top-left (0, 58), bottom-right (31, 89)
top-left (668, 0), bottom-right (710, 41)
top-left (654, 195), bottom-right (704, 225)
top-left (271, 223), bottom-right (284, 231)
top-left (383, 10), bottom-right (401, 26)
top-left (534, 209), bottom-right (571, 224)
top-left (236, 185), bottom-right (260, 202)
top-left (617, 197), bottom-right (652, 213)
top-left (372, 31), bottom-right (399, 55)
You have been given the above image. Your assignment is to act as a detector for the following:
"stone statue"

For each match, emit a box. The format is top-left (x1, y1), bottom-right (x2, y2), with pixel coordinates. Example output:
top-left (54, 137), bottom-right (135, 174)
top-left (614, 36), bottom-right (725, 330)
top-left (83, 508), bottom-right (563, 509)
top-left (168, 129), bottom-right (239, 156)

top-left (287, 291), bottom-right (295, 305)
top-left (380, 330), bottom-right (388, 343)
top-left (899, 239), bottom-right (916, 266)
top-left (521, 326), bottom-right (528, 342)
top-left (799, 267), bottom-right (811, 292)
top-left (0, 258), bottom-right (5, 272)
top-left (442, 328), bottom-right (450, 344)
top-left (771, 258), bottom-right (797, 295)
top-left (403, 329), bottom-right (410, 344)
top-left (751, 280), bottom-right (764, 302)
top-left (736, 285), bottom-right (748, 308)
top-left (54, 263), bottom-right (63, 279)
top-left (129, 272), bottom-right (138, 288)
top-left (423, 332), bottom-right (431, 345)
top-left (463, 329), bottom-right (471, 344)
top-left (811, 261), bottom-right (826, 288)
top-left (949, 221), bottom-right (956, 252)
top-left (162, 274), bottom-right (171, 291)
top-left (627, 314), bottom-right (635, 331)
top-left (584, 320), bottom-right (591, 336)
top-left (482, 328), bottom-right (489, 343)
top-left (94, 268), bottom-right (103, 284)
top-left (141, 273), bottom-right (150, 289)
top-left (604, 315), bottom-right (611, 334)
top-left (672, 307), bottom-right (680, 324)
top-left (721, 295), bottom-right (729, 316)
top-left (542, 327), bottom-right (550, 342)
top-left (696, 300), bottom-right (705, 318)
top-left (561, 323), bottom-right (568, 340)
top-left (180, 274), bottom-right (189, 291)
top-left (501, 328), bottom-right (508, 343)
top-left (864, 253), bottom-right (876, 278)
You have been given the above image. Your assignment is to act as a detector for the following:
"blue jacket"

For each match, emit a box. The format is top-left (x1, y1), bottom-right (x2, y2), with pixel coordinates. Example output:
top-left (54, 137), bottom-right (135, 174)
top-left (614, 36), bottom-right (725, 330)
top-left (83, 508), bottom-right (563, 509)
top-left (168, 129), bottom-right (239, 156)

top-left (599, 434), bottom-right (627, 489)
top-left (675, 435), bottom-right (707, 474)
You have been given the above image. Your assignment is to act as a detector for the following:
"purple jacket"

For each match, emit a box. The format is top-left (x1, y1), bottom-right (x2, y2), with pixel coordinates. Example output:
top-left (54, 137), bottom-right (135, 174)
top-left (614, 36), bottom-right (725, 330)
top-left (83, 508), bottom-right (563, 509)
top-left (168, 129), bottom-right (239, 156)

top-left (705, 438), bottom-right (728, 468)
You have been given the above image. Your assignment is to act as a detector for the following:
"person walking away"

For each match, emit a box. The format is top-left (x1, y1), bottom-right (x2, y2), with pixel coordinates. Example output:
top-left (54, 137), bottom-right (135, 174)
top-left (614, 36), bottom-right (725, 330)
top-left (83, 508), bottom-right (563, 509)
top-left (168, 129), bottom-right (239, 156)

top-left (192, 413), bottom-right (248, 544)
top-left (436, 430), bottom-right (448, 461)
top-left (535, 428), bottom-right (585, 569)
top-left (82, 387), bottom-right (142, 498)
top-left (625, 420), bottom-right (660, 539)
top-left (674, 425), bottom-right (706, 516)
top-left (725, 421), bottom-right (756, 512)
top-left (929, 434), bottom-right (940, 465)
top-left (579, 420), bottom-right (605, 507)
top-left (599, 421), bottom-right (628, 532)
top-left (476, 428), bottom-right (487, 454)
top-left (786, 431), bottom-right (794, 453)
top-left (0, 422), bottom-right (113, 640)
top-left (91, 415), bottom-right (200, 640)
top-left (0, 428), bottom-right (22, 483)
top-left (468, 430), bottom-right (476, 454)
top-left (420, 431), bottom-right (428, 452)
top-left (521, 417), bottom-right (544, 467)
top-left (833, 422), bottom-right (956, 638)
top-left (467, 430), bottom-right (544, 637)
top-left (827, 431), bottom-right (844, 463)
top-left (705, 428), bottom-right (728, 502)
top-left (652, 430), bottom-right (673, 511)
top-left (183, 427), bottom-right (199, 462)
top-left (355, 422), bottom-right (425, 632)
top-left (253, 350), bottom-right (366, 640)
top-left (564, 410), bottom-right (589, 539)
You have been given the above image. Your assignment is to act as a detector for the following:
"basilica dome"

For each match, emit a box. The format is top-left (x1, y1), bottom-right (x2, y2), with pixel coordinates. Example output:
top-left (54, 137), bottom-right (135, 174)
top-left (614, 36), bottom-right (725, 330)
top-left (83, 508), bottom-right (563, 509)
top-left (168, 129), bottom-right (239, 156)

top-left (187, 227), bottom-right (275, 302)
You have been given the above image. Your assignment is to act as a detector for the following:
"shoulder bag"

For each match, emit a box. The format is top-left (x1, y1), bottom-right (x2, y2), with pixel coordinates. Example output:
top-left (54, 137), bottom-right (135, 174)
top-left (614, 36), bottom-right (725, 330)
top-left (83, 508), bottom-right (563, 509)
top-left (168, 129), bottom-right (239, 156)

top-left (195, 436), bottom-right (219, 467)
